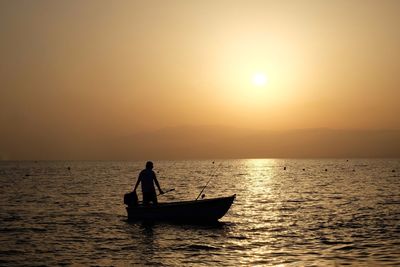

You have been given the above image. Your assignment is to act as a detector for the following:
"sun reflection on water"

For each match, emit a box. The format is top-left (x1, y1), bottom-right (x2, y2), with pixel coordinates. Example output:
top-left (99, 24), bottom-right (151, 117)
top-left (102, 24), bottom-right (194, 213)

top-left (242, 158), bottom-right (277, 197)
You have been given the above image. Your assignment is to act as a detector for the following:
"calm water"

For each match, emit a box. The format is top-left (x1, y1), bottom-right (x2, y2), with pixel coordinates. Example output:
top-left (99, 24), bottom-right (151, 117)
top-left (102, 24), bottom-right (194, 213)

top-left (0, 159), bottom-right (399, 266)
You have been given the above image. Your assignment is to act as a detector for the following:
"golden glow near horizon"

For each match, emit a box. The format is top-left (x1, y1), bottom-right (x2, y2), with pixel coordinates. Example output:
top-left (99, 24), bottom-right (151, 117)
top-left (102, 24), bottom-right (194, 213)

top-left (1, 0), bottom-right (400, 159)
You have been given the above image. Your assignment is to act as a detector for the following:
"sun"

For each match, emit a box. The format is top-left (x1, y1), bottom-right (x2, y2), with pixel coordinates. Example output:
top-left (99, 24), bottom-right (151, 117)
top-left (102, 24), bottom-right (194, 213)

top-left (251, 73), bottom-right (268, 86)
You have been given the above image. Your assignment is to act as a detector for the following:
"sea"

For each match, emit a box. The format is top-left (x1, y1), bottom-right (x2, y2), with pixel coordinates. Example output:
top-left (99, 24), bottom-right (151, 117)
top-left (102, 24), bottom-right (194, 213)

top-left (0, 159), bottom-right (399, 266)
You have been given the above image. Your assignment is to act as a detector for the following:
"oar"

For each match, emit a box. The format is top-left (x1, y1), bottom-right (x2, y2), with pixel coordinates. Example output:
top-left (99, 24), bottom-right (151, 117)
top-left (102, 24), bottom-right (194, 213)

top-left (136, 188), bottom-right (175, 205)
top-left (158, 188), bottom-right (175, 196)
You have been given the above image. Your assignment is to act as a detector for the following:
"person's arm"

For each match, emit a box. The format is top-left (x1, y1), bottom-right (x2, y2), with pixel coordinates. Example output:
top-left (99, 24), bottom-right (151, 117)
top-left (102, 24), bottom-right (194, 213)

top-left (153, 172), bottom-right (163, 194)
top-left (133, 172), bottom-right (141, 192)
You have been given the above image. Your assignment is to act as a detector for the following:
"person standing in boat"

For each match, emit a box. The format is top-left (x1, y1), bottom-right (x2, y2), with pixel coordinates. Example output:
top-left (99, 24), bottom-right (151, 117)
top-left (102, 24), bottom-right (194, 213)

top-left (133, 161), bottom-right (164, 205)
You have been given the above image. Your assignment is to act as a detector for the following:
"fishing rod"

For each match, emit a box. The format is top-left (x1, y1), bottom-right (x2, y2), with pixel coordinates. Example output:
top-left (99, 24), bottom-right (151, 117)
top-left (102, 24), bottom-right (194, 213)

top-left (195, 161), bottom-right (223, 201)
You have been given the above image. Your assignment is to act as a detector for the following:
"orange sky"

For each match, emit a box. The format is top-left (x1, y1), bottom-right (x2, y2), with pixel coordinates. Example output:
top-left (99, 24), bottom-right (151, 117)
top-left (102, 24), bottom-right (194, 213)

top-left (1, 1), bottom-right (400, 159)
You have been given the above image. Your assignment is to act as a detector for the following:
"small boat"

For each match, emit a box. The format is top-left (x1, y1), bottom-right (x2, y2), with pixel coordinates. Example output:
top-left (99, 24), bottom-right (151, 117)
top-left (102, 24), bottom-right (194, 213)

top-left (125, 194), bottom-right (236, 222)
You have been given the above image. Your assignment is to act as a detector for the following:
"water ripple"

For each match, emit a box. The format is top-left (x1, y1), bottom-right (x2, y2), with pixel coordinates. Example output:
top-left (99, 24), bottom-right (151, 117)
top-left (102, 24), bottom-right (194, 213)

top-left (0, 159), bottom-right (399, 266)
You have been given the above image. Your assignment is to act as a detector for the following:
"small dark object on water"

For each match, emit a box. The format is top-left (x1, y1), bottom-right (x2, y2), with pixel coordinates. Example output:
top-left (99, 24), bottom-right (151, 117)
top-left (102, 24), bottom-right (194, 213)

top-left (325, 169), bottom-right (328, 171)
top-left (25, 174), bottom-right (30, 177)
top-left (284, 167), bottom-right (286, 170)
top-left (67, 167), bottom-right (71, 171)
top-left (353, 169), bottom-right (356, 172)
top-left (201, 194), bottom-right (205, 199)
top-left (302, 168), bottom-right (305, 171)
top-left (392, 170), bottom-right (396, 173)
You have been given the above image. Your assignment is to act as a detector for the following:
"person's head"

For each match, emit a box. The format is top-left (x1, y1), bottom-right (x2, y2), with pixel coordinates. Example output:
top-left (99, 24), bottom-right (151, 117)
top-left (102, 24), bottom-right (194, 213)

top-left (145, 161), bottom-right (153, 170)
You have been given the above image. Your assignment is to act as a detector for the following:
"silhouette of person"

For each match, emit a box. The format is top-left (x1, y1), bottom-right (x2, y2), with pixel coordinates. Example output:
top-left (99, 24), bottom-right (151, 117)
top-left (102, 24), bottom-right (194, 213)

top-left (133, 161), bottom-right (164, 205)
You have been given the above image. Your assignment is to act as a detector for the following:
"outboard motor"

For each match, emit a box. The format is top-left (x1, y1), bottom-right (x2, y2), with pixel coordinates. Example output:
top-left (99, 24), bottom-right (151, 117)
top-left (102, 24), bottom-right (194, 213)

top-left (124, 191), bottom-right (138, 207)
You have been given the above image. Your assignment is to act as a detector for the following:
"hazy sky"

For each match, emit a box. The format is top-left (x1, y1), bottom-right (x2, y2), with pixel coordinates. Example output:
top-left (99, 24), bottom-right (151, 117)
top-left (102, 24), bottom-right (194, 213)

top-left (1, 0), bottom-right (400, 159)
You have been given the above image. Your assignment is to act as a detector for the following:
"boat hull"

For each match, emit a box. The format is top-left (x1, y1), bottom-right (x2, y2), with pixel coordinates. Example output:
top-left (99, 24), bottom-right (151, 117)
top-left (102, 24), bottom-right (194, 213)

top-left (126, 195), bottom-right (235, 222)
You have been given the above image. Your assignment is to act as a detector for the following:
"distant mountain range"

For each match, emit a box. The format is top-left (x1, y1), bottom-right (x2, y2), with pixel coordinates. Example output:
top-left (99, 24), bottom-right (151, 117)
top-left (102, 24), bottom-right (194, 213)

top-left (103, 126), bottom-right (400, 160)
top-left (2, 125), bottom-right (399, 160)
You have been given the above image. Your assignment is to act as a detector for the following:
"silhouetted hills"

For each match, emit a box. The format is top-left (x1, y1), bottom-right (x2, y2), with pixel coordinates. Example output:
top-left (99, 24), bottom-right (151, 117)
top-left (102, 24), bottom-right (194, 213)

top-left (105, 126), bottom-right (400, 160)
top-left (2, 125), bottom-right (399, 160)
